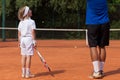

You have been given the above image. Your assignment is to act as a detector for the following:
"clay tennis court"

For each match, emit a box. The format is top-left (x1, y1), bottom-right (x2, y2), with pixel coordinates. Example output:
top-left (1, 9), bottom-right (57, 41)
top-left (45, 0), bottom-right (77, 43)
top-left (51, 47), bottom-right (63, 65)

top-left (0, 40), bottom-right (120, 80)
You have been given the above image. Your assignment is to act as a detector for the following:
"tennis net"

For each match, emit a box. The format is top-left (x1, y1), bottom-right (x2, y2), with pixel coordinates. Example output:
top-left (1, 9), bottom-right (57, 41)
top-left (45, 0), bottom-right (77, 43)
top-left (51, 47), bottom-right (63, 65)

top-left (0, 27), bottom-right (120, 41)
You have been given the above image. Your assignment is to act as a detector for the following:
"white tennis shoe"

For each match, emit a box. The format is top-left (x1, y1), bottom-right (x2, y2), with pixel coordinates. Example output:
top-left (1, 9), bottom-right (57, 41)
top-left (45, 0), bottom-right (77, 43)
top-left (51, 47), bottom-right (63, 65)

top-left (89, 71), bottom-right (103, 79)
top-left (25, 73), bottom-right (35, 78)
top-left (22, 73), bottom-right (25, 78)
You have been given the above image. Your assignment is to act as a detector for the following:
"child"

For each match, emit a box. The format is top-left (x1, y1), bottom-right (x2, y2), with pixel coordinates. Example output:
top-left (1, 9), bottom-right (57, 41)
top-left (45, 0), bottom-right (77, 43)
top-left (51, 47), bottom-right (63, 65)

top-left (18, 6), bottom-right (37, 78)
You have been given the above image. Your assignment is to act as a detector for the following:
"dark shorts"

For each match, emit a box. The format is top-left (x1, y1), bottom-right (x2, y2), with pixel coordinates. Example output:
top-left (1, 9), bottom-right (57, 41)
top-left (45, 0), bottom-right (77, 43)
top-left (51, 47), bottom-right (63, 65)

top-left (86, 22), bottom-right (110, 48)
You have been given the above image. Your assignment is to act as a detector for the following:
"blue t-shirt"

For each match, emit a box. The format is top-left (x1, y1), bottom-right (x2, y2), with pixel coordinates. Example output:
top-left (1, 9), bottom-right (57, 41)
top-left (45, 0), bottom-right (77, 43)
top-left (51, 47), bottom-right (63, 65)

top-left (86, 0), bottom-right (109, 25)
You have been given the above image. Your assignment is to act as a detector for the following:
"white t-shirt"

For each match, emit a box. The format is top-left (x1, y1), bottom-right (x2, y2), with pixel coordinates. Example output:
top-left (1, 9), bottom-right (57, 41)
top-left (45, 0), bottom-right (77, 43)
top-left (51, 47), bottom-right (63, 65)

top-left (18, 18), bottom-right (36, 37)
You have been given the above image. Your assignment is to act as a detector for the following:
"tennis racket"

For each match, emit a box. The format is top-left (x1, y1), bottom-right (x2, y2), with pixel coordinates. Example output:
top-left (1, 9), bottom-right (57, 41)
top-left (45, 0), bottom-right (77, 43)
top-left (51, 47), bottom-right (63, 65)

top-left (35, 48), bottom-right (51, 72)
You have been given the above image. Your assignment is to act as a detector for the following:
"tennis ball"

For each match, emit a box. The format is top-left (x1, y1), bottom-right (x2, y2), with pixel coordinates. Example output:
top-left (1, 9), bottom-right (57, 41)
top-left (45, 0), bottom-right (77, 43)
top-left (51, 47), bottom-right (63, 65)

top-left (42, 21), bottom-right (44, 23)
top-left (74, 46), bottom-right (77, 48)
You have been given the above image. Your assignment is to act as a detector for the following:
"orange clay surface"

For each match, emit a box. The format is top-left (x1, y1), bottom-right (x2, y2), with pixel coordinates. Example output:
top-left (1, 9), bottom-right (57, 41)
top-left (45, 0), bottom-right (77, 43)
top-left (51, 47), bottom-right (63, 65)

top-left (0, 40), bottom-right (120, 80)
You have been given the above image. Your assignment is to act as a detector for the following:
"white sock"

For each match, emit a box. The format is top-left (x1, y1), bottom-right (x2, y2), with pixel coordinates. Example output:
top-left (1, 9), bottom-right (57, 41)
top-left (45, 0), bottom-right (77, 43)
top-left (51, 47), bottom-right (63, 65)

top-left (26, 68), bottom-right (30, 75)
top-left (22, 68), bottom-right (26, 74)
top-left (100, 62), bottom-right (104, 71)
top-left (92, 61), bottom-right (100, 73)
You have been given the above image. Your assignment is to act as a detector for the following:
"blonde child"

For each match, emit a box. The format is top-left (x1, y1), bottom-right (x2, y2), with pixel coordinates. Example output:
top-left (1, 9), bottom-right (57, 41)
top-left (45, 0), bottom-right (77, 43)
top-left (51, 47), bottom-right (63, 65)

top-left (18, 6), bottom-right (36, 78)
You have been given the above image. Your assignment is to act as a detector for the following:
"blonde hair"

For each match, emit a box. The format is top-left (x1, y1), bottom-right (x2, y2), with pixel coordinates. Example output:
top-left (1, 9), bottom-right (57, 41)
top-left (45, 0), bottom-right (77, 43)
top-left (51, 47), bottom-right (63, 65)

top-left (18, 6), bottom-right (26, 20)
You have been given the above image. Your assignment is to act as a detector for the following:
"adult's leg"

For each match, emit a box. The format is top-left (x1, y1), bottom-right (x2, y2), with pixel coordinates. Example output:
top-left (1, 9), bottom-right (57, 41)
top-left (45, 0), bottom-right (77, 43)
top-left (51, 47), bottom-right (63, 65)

top-left (99, 47), bottom-right (106, 73)
top-left (90, 47), bottom-right (100, 73)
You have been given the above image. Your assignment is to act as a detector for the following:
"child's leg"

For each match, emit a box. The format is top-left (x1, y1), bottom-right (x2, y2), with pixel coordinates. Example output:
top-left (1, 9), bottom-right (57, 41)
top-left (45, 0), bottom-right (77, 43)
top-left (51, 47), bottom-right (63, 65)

top-left (21, 55), bottom-right (26, 77)
top-left (25, 55), bottom-right (34, 78)
top-left (24, 37), bottom-right (34, 78)
top-left (26, 55), bottom-right (31, 73)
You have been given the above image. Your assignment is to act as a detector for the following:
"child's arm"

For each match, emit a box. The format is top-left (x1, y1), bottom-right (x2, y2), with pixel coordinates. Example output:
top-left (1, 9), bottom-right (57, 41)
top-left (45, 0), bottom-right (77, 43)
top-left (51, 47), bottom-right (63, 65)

top-left (18, 31), bottom-right (21, 43)
top-left (18, 31), bottom-right (21, 47)
top-left (32, 29), bottom-right (37, 47)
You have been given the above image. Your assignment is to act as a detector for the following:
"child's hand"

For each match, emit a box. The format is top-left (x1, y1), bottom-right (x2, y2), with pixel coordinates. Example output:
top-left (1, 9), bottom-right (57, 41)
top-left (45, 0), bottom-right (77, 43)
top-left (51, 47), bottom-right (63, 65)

top-left (18, 43), bottom-right (20, 48)
top-left (34, 43), bottom-right (37, 48)
top-left (33, 40), bottom-right (37, 48)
